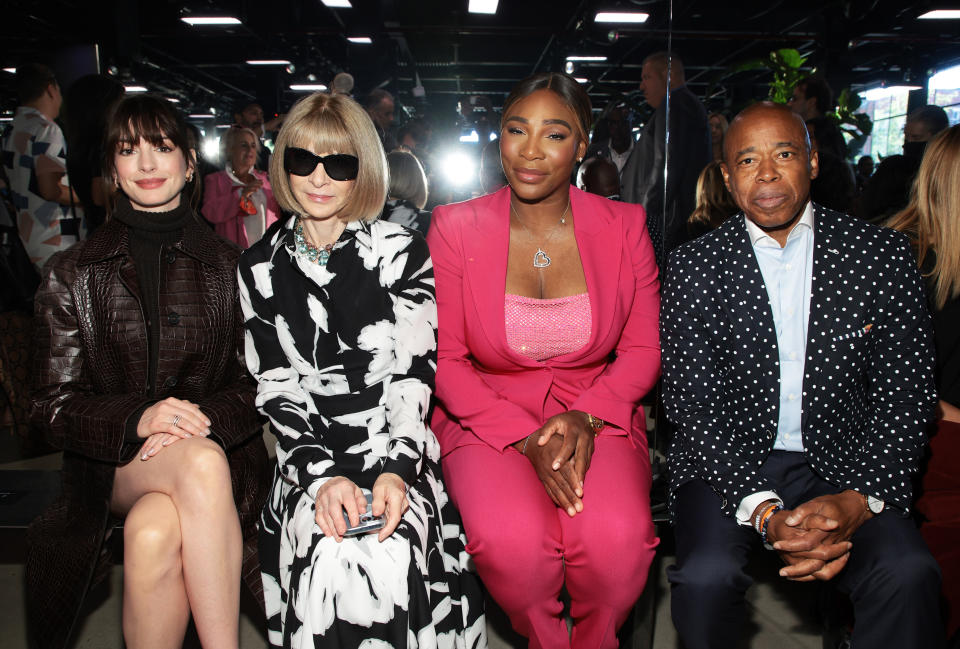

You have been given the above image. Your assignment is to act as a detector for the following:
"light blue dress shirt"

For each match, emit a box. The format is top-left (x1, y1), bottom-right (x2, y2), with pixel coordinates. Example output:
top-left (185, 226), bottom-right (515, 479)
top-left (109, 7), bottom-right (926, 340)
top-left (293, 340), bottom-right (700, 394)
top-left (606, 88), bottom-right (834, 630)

top-left (736, 202), bottom-right (815, 524)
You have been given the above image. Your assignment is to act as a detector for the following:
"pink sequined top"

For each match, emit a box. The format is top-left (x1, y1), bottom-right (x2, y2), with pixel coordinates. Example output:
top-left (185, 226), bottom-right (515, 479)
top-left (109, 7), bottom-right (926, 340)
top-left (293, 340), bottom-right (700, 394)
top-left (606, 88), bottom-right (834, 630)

top-left (504, 292), bottom-right (592, 361)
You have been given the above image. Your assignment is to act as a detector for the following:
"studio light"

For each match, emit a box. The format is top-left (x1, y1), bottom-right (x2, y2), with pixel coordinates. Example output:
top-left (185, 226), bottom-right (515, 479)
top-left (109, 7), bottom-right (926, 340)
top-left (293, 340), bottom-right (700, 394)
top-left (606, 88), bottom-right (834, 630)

top-left (595, 11), bottom-right (649, 23)
top-left (246, 59), bottom-right (292, 66)
top-left (181, 16), bottom-right (242, 26)
top-left (124, 85), bottom-right (148, 93)
top-left (441, 151), bottom-right (477, 187)
top-left (321, 0), bottom-right (353, 7)
top-left (347, 36), bottom-right (373, 44)
top-left (566, 56), bottom-right (608, 62)
top-left (290, 84), bottom-right (329, 91)
top-left (468, 0), bottom-right (499, 14)
top-left (918, 10), bottom-right (960, 19)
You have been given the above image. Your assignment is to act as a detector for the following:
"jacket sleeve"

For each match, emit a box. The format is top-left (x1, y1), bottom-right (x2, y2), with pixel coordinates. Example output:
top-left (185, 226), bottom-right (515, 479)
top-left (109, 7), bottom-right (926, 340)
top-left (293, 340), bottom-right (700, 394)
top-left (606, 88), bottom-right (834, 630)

top-left (202, 172), bottom-right (240, 225)
top-left (428, 206), bottom-right (544, 451)
top-left (379, 231), bottom-right (436, 485)
top-left (660, 246), bottom-right (775, 516)
top-left (192, 283), bottom-right (263, 452)
top-left (31, 251), bottom-right (152, 464)
top-left (839, 235), bottom-right (936, 511)
top-left (238, 253), bottom-right (345, 500)
top-left (570, 204), bottom-right (661, 431)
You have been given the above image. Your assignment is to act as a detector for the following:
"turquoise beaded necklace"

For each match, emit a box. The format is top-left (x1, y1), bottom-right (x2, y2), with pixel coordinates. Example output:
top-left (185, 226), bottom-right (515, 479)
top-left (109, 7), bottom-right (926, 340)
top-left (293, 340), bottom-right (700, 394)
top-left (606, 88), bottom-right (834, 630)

top-left (294, 218), bottom-right (335, 265)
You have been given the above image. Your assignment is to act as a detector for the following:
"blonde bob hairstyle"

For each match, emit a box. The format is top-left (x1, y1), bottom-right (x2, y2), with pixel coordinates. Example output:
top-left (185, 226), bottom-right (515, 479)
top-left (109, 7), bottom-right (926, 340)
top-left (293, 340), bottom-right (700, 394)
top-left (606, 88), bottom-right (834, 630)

top-left (269, 92), bottom-right (388, 222)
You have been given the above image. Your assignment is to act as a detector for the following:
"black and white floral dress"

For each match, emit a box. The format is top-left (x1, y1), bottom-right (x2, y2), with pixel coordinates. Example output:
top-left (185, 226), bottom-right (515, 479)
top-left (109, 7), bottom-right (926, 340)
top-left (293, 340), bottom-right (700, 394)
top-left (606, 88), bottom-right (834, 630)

top-left (238, 215), bottom-right (487, 649)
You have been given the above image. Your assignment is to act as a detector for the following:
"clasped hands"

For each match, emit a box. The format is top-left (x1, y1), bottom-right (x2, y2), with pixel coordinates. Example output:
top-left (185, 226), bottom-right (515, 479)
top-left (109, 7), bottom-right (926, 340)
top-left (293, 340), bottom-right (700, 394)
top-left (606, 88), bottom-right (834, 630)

top-left (136, 397), bottom-right (212, 460)
top-left (762, 490), bottom-right (872, 582)
top-left (513, 410), bottom-right (596, 518)
top-left (314, 473), bottom-right (408, 543)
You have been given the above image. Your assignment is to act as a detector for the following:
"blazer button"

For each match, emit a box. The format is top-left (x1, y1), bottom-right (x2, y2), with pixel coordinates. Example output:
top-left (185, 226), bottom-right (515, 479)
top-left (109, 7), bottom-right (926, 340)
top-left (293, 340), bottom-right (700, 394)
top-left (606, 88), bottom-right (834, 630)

top-left (167, 311), bottom-right (181, 325)
top-left (166, 251), bottom-right (177, 264)
top-left (163, 376), bottom-right (178, 389)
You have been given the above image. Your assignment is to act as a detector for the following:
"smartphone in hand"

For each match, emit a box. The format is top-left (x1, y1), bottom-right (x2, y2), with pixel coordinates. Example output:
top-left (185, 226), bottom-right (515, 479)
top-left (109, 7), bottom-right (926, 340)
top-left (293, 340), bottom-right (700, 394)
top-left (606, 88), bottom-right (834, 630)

top-left (342, 491), bottom-right (386, 537)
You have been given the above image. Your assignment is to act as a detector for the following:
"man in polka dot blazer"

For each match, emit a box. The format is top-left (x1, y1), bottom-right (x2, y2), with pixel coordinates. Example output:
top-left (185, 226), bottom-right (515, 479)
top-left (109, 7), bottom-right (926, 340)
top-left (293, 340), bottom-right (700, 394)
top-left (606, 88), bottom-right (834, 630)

top-left (661, 102), bottom-right (944, 649)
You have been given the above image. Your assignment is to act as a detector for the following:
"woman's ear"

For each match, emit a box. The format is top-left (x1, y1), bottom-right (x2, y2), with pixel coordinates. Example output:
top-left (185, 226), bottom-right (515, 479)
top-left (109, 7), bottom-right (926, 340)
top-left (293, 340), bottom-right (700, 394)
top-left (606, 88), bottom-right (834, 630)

top-left (187, 148), bottom-right (198, 180)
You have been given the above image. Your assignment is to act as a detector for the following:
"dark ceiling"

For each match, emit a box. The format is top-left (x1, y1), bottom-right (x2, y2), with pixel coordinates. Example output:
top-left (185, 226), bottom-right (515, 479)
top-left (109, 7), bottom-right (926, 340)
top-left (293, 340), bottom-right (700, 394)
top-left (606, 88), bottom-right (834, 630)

top-left (2, 0), bottom-right (960, 125)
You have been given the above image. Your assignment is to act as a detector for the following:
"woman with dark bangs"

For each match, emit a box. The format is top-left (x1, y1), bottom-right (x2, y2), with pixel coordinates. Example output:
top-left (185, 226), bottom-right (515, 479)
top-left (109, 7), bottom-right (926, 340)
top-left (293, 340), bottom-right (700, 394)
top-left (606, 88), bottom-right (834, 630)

top-left (26, 93), bottom-right (270, 649)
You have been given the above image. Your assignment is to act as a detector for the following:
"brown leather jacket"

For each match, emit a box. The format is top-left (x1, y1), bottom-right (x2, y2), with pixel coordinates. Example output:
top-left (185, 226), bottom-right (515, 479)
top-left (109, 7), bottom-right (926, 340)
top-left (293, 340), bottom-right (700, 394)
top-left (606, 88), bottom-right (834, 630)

top-left (25, 215), bottom-right (270, 649)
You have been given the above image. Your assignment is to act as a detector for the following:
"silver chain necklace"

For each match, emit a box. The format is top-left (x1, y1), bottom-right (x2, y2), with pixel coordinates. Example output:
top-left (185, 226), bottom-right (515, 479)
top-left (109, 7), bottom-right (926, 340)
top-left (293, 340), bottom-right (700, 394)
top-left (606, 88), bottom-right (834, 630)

top-left (510, 200), bottom-right (570, 268)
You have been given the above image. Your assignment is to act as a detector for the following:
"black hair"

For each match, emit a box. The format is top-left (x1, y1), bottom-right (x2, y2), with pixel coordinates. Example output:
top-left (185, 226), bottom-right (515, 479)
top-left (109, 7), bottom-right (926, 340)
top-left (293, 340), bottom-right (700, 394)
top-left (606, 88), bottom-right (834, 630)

top-left (797, 76), bottom-right (834, 115)
top-left (15, 63), bottom-right (57, 104)
top-left (501, 72), bottom-right (593, 145)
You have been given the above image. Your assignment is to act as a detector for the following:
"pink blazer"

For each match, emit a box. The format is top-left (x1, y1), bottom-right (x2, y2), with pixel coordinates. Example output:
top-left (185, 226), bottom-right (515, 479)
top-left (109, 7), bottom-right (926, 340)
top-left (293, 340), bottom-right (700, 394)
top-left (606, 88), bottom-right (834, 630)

top-left (202, 168), bottom-right (279, 248)
top-left (427, 186), bottom-right (661, 455)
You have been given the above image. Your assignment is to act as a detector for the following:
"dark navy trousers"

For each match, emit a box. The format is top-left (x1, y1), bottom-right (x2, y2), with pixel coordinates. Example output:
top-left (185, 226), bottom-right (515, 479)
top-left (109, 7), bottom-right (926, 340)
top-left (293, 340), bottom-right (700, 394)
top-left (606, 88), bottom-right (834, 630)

top-left (669, 451), bottom-right (944, 649)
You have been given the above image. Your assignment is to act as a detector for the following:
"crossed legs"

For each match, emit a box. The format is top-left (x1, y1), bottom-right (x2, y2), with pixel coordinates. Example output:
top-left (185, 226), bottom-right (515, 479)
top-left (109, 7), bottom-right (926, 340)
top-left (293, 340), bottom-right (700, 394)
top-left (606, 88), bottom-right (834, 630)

top-left (111, 437), bottom-right (242, 649)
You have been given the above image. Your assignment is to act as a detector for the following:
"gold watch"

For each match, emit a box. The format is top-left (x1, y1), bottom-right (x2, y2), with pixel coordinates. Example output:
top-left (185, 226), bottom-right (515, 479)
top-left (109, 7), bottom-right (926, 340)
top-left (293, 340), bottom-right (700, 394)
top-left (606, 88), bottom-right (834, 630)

top-left (586, 413), bottom-right (605, 434)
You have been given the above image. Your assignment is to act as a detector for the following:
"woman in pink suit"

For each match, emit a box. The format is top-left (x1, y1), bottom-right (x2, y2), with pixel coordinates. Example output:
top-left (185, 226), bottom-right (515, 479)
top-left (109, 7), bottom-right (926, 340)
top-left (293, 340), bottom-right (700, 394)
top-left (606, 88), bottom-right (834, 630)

top-left (202, 126), bottom-right (279, 247)
top-left (427, 72), bottom-right (661, 649)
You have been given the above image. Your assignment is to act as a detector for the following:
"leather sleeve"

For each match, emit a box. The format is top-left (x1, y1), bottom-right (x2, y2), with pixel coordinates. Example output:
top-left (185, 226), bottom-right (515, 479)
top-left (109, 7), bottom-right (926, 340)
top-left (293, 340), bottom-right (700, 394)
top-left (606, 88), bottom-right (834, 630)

top-left (31, 251), bottom-right (150, 464)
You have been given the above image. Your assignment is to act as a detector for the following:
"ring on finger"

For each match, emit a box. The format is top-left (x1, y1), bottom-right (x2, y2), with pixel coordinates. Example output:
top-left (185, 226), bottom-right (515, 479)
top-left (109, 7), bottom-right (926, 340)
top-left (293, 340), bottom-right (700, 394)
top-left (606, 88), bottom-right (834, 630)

top-left (172, 414), bottom-right (182, 428)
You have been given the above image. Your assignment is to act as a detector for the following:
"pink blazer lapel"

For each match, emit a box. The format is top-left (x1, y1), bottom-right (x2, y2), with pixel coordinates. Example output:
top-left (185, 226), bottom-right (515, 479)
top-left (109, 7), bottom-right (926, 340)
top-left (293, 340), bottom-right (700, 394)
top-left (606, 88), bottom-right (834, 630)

top-left (460, 189), bottom-right (535, 365)
top-left (567, 188), bottom-right (623, 361)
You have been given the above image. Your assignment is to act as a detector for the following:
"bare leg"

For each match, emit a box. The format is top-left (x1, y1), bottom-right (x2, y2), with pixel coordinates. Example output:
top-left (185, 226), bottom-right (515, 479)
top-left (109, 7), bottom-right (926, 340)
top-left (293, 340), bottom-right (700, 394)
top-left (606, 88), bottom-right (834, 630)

top-left (112, 437), bottom-right (242, 649)
top-left (122, 492), bottom-right (191, 649)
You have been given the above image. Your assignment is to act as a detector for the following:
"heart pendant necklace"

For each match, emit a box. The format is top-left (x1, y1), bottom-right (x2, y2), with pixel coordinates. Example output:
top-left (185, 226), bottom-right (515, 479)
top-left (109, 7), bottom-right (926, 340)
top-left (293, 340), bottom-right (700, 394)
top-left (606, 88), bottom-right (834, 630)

top-left (510, 200), bottom-right (570, 269)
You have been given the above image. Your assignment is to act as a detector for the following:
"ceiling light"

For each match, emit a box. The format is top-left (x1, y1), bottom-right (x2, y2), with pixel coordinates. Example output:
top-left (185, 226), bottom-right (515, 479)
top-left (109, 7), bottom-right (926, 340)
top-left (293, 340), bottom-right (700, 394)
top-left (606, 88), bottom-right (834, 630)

top-left (181, 16), bottom-right (242, 26)
top-left (468, 0), bottom-right (499, 14)
top-left (858, 85), bottom-right (921, 101)
top-left (2, 67), bottom-right (15, 74)
top-left (189, 114), bottom-right (216, 119)
top-left (321, 0), bottom-right (352, 7)
top-left (124, 85), bottom-right (148, 93)
top-left (246, 59), bottom-right (292, 66)
top-left (566, 56), bottom-right (608, 62)
top-left (290, 84), bottom-right (329, 91)
top-left (565, 61), bottom-right (575, 74)
top-left (595, 11), bottom-right (649, 23)
top-left (574, 77), bottom-right (588, 83)
top-left (918, 10), bottom-right (960, 19)
top-left (347, 36), bottom-right (372, 44)
top-left (166, 97), bottom-right (180, 103)
top-left (0, 117), bottom-right (12, 122)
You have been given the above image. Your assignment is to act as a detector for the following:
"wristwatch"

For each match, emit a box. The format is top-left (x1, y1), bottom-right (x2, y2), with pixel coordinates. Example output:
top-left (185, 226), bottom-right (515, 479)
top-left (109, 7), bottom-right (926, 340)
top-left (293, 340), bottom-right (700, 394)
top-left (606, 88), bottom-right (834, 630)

top-left (866, 495), bottom-right (885, 515)
top-left (586, 413), bottom-right (605, 434)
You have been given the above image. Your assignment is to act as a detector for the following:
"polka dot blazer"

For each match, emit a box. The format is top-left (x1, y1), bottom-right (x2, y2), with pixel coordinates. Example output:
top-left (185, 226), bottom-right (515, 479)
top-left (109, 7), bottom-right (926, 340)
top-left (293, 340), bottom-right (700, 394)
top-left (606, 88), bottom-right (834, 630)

top-left (661, 203), bottom-right (937, 518)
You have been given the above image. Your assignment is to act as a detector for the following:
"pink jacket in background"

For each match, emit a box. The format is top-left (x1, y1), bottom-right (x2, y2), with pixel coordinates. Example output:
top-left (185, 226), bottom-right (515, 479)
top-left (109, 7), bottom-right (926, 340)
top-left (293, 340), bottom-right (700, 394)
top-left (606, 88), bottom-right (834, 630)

top-left (202, 168), bottom-right (280, 248)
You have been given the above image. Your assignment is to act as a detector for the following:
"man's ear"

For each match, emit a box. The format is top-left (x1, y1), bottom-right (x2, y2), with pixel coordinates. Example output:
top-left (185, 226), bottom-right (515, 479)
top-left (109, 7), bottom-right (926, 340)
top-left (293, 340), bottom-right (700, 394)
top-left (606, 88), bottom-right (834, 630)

top-left (808, 150), bottom-right (820, 181)
top-left (720, 162), bottom-right (733, 193)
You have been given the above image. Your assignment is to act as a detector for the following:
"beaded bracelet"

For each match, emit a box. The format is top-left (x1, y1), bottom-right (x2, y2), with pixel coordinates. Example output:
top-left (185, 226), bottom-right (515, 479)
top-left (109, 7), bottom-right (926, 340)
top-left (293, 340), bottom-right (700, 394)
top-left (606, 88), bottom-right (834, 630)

top-left (760, 504), bottom-right (783, 547)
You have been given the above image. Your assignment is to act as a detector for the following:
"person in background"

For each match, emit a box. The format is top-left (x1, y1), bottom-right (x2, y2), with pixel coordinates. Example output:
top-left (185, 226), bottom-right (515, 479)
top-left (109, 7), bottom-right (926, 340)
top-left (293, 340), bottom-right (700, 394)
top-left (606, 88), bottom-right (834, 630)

top-left (1, 63), bottom-right (84, 270)
top-left (584, 104), bottom-right (633, 176)
top-left (686, 160), bottom-right (738, 238)
top-left (888, 124), bottom-right (960, 646)
top-left (62, 74), bottom-right (125, 235)
top-left (331, 71), bottom-right (354, 97)
top-left (576, 156), bottom-right (621, 200)
top-left (855, 155), bottom-right (874, 193)
top-left (234, 101), bottom-right (285, 171)
top-left (238, 91), bottom-right (485, 648)
top-left (203, 125), bottom-right (279, 247)
top-left (859, 104), bottom-right (950, 224)
top-left (26, 93), bottom-right (270, 649)
top-left (479, 137), bottom-right (507, 195)
top-left (621, 51), bottom-right (711, 268)
top-left (364, 88), bottom-right (397, 151)
top-left (429, 71), bottom-right (661, 649)
top-left (381, 150), bottom-right (431, 233)
top-left (708, 112), bottom-right (728, 163)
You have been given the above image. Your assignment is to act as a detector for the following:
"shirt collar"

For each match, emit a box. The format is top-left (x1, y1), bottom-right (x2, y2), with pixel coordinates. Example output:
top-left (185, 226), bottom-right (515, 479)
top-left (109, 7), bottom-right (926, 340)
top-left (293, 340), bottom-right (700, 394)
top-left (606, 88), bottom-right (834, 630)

top-left (744, 200), bottom-right (814, 247)
top-left (278, 214), bottom-right (373, 257)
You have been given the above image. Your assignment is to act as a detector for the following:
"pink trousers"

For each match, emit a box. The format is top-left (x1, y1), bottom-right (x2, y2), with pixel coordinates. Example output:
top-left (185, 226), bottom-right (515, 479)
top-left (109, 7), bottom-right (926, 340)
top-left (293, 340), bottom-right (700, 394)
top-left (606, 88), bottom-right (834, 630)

top-left (443, 435), bottom-right (659, 649)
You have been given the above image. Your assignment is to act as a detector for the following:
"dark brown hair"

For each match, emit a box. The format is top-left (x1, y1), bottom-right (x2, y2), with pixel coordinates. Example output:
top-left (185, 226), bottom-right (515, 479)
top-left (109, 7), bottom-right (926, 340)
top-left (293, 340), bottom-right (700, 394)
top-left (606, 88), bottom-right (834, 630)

top-left (501, 72), bottom-right (592, 146)
top-left (103, 94), bottom-right (198, 208)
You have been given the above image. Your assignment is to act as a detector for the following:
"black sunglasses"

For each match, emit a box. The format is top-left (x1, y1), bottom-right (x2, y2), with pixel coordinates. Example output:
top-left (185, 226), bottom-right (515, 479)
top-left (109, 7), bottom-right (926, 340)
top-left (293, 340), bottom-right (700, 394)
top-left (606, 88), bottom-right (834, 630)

top-left (283, 147), bottom-right (359, 181)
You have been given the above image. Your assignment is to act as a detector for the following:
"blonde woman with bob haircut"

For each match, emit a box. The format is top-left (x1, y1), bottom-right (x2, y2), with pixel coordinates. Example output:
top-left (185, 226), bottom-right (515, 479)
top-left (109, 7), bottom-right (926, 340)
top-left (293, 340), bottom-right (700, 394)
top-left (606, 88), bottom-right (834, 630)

top-left (889, 124), bottom-right (960, 644)
top-left (237, 92), bottom-right (486, 649)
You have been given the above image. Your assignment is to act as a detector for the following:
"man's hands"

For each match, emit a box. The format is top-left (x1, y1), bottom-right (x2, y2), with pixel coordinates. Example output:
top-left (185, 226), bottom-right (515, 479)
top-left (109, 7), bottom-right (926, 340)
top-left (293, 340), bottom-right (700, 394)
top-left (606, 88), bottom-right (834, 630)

top-left (762, 490), bottom-right (872, 582)
top-left (514, 411), bottom-right (597, 517)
